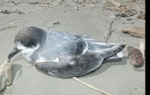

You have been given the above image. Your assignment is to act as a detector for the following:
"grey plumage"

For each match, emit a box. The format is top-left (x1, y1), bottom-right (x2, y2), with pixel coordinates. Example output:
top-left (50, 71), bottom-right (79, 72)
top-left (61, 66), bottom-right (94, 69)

top-left (8, 26), bottom-right (125, 78)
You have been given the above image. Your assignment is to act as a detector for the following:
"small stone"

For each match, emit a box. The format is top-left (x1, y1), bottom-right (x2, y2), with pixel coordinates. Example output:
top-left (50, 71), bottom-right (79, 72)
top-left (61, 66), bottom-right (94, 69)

top-left (127, 46), bottom-right (144, 67)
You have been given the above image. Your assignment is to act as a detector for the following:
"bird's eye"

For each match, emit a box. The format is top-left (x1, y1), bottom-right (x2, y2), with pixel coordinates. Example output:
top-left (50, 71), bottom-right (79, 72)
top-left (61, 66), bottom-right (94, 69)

top-left (24, 42), bottom-right (36, 47)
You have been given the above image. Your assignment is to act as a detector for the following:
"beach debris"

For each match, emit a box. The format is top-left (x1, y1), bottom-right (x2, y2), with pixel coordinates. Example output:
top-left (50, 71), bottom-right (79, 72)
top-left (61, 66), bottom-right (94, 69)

top-left (0, 9), bottom-right (24, 14)
top-left (73, 77), bottom-right (112, 95)
top-left (104, 1), bottom-right (140, 18)
top-left (115, 9), bottom-right (137, 17)
top-left (114, 5), bottom-right (137, 17)
top-left (1, 10), bottom-right (16, 14)
top-left (131, 41), bottom-right (145, 71)
top-left (105, 17), bottom-right (120, 43)
top-left (121, 26), bottom-right (145, 38)
top-left (139, 41), bottom-right (145, 58)
top-left (48, 21), bottom-right (61, 29)
top-left (137, 13), bottom-right (145, 20)
top-left (78, 0), bottom-right (96, 7)
top-left (117, 35), bottom-right (126, 44)
top-left (30, 2), bottom-right (50, 7)
top-left (105, 19), bottom-right (115, 43)
top-left (0, 60), bottom-right (13, 91)
top-left (122, 22), bottom-right (134, 24)
top-left (130, 0), bottom-right (136, 2)
top-left (69, 0), bottom-right (96, 10)
top-left (127, 46), bottom-right (144, 67)
top-left (30, 0), bottom-right (65, 6)
top-left (76, 0), bottom-right (85, 4)
top-left (10, 1), bottom-right (19, 5)
top-left (105, 5), bottom-right (125, 11)
top-left (53, 21), bottom-right (60, 25)
top-left (107, 0), bottom-right (121, 7)
top-left (0, 26), bottom-right (17, 31)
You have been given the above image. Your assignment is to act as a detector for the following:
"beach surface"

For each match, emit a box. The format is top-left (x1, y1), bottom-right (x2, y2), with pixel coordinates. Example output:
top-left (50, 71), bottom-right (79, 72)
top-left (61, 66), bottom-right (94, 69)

top-left (0, 0), bottom-right (145, 95)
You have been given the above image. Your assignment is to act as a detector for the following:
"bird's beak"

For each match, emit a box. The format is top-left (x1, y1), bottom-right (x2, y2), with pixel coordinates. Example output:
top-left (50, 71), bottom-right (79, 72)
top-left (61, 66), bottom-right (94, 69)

top-left (8, 47), bottom-right (21, 60)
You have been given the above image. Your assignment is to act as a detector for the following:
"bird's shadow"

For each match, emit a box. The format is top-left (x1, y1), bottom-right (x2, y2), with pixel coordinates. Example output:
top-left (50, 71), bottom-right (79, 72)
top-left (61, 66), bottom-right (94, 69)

top-left (83, 56), bottom-right (128, 78)
top-left (0, 64), bottom-right (22, 95)
top-left (12, 64), bottom-right (22, 83)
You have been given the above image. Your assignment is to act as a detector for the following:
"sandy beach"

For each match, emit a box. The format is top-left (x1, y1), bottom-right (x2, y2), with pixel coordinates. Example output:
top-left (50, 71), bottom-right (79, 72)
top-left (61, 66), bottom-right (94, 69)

top-left (0, 0), bottom-right (145, 95)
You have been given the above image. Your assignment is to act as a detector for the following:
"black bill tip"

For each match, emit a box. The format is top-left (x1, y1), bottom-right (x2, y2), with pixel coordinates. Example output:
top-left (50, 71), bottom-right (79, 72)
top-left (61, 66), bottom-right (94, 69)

top-left (120, 44), bottom-right (126, 49)
top-left (8, 47), bottom-right (21, 59)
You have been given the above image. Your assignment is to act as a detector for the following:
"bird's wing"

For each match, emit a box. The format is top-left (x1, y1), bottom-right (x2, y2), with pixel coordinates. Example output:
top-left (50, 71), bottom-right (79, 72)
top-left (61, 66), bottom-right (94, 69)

top-left (35, 52), bottom-right (104, 78)
top-left (34, 31), bottom-right (88, 62)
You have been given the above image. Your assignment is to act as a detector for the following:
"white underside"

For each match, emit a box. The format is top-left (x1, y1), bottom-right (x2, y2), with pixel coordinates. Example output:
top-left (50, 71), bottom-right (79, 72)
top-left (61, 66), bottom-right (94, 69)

top-left (35, 57), bottom-right (60, 63)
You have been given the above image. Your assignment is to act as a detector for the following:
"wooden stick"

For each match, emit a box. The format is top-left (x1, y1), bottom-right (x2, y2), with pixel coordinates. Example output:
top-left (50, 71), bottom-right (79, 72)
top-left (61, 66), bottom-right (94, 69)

top-left (139, 41), bottom-right (145, 58)
top-left (107, 0), bottom-right (121, 7)
top-left (0, 60), bottom-right (13, 91)
top-left (105, 18), bottom-right (121, 43)
top-left (73, 77), bottom-right (112, 95)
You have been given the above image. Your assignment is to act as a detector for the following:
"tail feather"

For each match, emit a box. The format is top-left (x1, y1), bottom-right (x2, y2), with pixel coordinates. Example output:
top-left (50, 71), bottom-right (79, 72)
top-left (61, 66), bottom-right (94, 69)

top-left (87, 40), bottom-right (122, 50)
top-left (87, 41), bottom-right (126, 59)
top-left (107, 51), bottom-right (123, 60)
top-left (82, 37), bottom-right (126, 59)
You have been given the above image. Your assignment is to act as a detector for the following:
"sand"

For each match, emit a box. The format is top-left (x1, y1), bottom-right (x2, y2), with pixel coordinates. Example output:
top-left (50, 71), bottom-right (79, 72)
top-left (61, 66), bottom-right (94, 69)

top-left (0, 0), bottom-right (145, 95)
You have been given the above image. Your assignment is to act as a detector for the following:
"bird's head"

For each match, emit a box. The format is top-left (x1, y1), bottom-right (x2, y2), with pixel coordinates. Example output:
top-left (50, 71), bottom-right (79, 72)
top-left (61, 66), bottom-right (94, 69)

top-left (8, 27), bottom-right (46, 61)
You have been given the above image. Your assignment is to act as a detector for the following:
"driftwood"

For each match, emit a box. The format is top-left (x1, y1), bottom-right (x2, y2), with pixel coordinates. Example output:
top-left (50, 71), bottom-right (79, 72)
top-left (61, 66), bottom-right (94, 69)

top-left (122, 26), bottom-right (145, 38)
top-left (137, 14), bottom-right (145, 20)
top-left (107, 0), bottom-right (121, 7)
top-left (105, 0), bottom-right (142, 18)
top-left (139, 41), bottom-right (145, 58)
top-left (1, 9), bottom-right (24, 14)
top-left (0, 60), bottom-right (13, 91)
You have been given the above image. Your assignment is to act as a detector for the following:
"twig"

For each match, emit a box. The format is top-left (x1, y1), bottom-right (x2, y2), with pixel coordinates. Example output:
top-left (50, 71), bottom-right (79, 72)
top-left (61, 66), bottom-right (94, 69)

top-left (139, 41), bottom-right (145, 58)
top-left (73, 77), bottom-right (112, 95)
top-left (105, 19), bottom-right (115, 43)
top-left (0, 26), bottom-right (17, 31)
top-left (105, 17), bottom-right (120, 43)
top-left (107, 0), bottom-right (121, 7)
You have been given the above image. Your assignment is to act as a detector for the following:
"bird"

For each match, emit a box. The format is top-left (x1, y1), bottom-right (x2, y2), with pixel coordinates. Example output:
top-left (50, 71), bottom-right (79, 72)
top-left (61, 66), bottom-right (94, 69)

top-left (8, 26), bottom-right (125, 78)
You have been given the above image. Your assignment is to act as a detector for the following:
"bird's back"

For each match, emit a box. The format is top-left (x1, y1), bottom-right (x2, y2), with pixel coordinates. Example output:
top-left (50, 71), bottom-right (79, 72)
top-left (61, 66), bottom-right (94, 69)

top-left (33, 31), bottom-right (86, 63)
top-left (33, 31), bottom-right (125, 78)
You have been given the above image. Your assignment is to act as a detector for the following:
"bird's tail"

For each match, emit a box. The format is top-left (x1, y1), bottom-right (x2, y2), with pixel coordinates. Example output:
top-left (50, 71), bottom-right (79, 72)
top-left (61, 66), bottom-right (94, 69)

top-left (87, 41), bottom-right (126, 60)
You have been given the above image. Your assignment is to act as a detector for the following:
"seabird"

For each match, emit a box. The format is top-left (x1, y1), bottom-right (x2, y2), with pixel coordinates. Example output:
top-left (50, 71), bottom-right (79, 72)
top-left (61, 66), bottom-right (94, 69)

top-left (8, 26), bottom-right (125, 78)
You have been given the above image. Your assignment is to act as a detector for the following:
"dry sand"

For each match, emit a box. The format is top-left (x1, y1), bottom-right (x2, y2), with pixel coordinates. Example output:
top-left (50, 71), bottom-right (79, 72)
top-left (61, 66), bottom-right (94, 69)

top-left (0, 0), bottom-right (145, 95)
